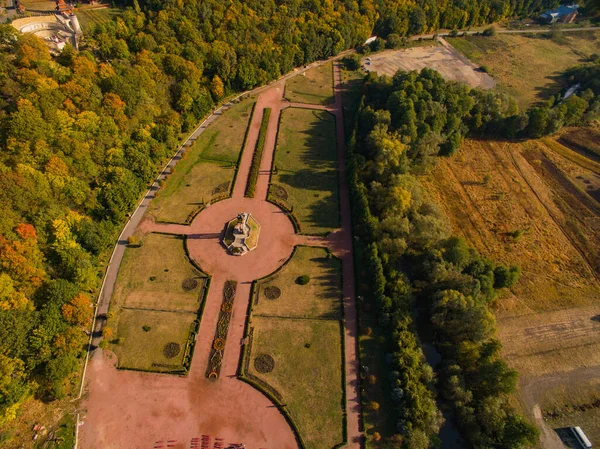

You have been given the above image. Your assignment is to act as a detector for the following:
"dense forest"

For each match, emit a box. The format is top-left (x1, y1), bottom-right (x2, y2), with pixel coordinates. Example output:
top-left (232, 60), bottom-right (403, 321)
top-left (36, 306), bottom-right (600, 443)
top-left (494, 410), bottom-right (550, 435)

top-left (0, 0), bottom-right (584, 440)
top-left (348, 69), bottom-right (540, 448)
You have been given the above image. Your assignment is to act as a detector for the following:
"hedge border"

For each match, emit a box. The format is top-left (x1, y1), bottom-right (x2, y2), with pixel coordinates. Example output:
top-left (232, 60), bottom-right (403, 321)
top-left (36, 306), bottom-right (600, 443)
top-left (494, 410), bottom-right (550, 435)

top-left (245, 107), bottom-right (272, 197)
top-left (231, 100), bottom-right (257, 194)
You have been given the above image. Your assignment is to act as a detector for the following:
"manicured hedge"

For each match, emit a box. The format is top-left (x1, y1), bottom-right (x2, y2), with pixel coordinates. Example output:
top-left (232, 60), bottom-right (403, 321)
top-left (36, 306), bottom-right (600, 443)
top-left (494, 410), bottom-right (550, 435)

top-left (245, 108), bottom-right (271, 197)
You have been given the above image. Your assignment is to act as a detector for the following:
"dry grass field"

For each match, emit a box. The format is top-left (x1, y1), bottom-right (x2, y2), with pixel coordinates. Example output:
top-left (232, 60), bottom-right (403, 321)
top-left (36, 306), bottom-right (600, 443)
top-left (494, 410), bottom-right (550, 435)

top-left (424, 139), bottom-right (600, 375)
top-left (448, 32), bottom-right (600, 107)
top-left (424, 137), bottom-right (600, 446)
top-left (363, 41), bottom-right (496, 89)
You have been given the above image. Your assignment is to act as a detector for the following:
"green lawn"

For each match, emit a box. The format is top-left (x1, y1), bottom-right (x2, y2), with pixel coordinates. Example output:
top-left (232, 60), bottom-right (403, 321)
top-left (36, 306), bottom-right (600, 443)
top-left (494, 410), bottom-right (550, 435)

top-left (285, 62), bottom-right (334, 105)
top-left (242, 246), bottom-right (346, 449)
top-left (113, 309), bottom-right (196, 373)
top-left (248, 318), bottom-right (344, 449)
top-left (254, 246), bottom-right (341, 319)
top-left (150, 161), bottom-right (235, 223)
top-left (76, 8), bottom-right (122, 30)
top-left (448, 32), bottom-right (600, 108)
top-left (112, 233), bottom-right (206, 312)
top-left (109, 233), bottom-right (206, 373)
top-left (149, 97), bottom-right (255, 223)
top-left (270, 108), bottom-right (340, 235)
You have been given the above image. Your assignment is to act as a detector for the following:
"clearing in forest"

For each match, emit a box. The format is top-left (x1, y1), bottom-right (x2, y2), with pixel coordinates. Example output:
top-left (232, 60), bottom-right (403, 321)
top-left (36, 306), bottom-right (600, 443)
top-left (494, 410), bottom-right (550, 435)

top-left (109, 233), bottom-right (207, 373)
top-left (269, 108), bottom-right (340, 235)
top-left (363, 41), bottom-right (496, 89)
top-left (149, 97), bottom-right (255, 223)
top-left (285, 62), bottom-right (335, 105)
top-left (242, 246), bottom-right (345, 449)
top-left (448, 31), bottom-right (600, 108)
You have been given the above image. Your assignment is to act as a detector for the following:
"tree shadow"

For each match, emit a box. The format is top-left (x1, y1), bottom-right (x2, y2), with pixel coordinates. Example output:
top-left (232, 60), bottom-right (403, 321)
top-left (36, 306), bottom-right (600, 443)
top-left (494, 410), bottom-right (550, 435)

top-left (275, 109), bottom-right (341, 232)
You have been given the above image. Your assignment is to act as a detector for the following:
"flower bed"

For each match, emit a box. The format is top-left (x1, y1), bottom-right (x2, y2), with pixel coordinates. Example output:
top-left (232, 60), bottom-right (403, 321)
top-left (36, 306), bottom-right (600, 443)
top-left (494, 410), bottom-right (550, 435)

top-left (206, 280), bottom-right (237, 379)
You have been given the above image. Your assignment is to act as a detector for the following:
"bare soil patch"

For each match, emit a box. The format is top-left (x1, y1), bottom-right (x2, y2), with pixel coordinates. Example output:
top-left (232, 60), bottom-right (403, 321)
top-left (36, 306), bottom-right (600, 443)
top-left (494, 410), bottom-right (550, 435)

top-left (363, 42), bottom-right (496, 89)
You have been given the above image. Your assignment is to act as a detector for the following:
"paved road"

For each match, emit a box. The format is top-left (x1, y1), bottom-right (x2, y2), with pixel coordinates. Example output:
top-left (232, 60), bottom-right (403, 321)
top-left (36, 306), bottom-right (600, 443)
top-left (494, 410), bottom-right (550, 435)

top-left (419, 25), bottom-right (599, 39)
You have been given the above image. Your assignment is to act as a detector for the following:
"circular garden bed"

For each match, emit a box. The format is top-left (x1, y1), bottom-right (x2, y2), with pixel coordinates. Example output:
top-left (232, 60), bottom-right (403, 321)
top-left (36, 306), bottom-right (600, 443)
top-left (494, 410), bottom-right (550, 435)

top-left (254, 353), bottom-right (275, 374)
top-left (182, 278), bottom-right (199, 292)
top-left (264, 286), bottom-right (281, 300)
top-left (271, 184), bottom-right (288, 200)
top-left (163, 342), bottom-right (181, 359)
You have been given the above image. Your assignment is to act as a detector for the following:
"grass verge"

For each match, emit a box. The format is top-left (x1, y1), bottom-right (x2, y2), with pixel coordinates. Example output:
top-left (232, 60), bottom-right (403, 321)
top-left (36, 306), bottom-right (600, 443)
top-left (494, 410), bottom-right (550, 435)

top-left (245, 108), bottom-right (271, 197)
top-left (286, 62), bottom-right (334, 105)
top-left (269, 108), bottom-right (340, 235)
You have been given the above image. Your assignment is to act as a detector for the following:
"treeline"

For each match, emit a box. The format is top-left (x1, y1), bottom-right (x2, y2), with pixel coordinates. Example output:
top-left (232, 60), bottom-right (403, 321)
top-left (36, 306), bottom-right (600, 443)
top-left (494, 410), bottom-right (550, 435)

top-left (348, 68), bottom-right (538, 448)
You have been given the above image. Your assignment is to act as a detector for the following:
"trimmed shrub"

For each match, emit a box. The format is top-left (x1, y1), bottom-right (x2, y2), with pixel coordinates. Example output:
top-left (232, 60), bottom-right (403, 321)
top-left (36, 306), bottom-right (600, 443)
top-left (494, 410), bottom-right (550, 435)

top-left (296, 274), bottom-right (310, 285)
top-left (245, 108), bottom-right (271, 197)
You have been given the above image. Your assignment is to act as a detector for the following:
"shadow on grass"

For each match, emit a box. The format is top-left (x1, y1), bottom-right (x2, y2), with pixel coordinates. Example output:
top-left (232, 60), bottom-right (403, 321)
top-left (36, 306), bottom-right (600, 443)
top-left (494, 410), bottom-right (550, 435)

top-left (275, 109), bottom-right (340, 232)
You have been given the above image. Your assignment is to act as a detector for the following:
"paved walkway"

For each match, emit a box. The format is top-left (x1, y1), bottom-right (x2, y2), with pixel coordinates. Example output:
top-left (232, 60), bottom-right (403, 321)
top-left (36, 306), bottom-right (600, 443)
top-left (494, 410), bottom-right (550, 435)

top-left (81, 61), bottom-right (361, 449)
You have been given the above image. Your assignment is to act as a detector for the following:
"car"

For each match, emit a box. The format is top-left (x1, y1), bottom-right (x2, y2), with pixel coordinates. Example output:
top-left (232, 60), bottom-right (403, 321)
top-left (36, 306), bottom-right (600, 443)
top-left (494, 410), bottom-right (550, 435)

top-left (366, 57), bottom-right (371, 61)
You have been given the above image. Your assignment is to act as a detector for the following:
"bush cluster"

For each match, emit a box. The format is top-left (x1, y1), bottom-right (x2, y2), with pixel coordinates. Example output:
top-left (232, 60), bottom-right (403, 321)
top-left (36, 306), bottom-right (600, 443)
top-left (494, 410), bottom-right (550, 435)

top-left (245, 108), bottom-right (271, 197)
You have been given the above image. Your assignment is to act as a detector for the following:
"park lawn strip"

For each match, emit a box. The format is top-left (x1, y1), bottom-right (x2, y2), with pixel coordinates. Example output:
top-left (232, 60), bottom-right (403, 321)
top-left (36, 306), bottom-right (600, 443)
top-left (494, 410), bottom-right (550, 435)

top-left (75, 8), bottom-right (122, 29)
top-left (112, 233), bottom-right (207, 312)
top-left (341, 67), bottom-right (365, 142)
top-left (254, 246), bottom-right (342, 319)
top-left (113, 309), bottom-right (196, 372)
top-left (447, 32), bottom-right (600, 108)
top-left (150, 161), bottom-right (234, 223)
top-left (248, 317), bottom-right (345, 449)
top-left (245, 108), bottom-right (271, 197)
top-left (285, 62), bottom-right (334, 105)
top-left (149, 97), bottom-right (256, 223)
top-left (270, 108), bottom-right (340, 235)
top-left (197, 96), bottom-right (256, 162)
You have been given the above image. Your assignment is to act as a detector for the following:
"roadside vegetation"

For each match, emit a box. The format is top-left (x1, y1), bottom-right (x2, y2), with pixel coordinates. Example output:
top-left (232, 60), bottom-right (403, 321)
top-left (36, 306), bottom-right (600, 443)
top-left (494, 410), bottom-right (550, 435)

top-left (285, 62), bottom-right (334, 105)
top-left (348, 69), bottom-right (540, 448)
top-left (242, 246), bottom-right (345, 449)
top-left (270, 108), bottom-right (340, 235)
top-left (150, 97), bottom-right (255, 223)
